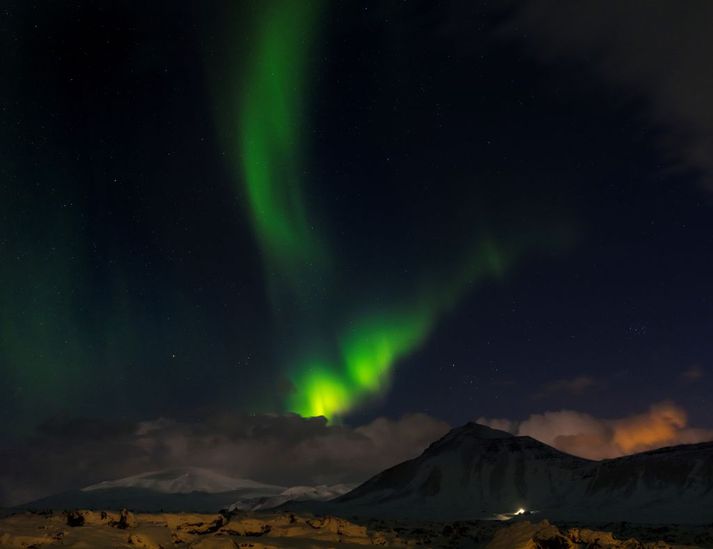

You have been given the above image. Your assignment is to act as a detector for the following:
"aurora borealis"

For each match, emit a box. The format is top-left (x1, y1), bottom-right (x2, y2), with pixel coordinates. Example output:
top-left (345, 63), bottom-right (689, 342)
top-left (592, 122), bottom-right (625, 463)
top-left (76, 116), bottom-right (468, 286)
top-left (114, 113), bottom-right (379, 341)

top-left (236, 0), bottom-right (325, 285)
top-left (2, 0), bottom-right (712, 443)
top-left (221, 1), bottom-right (546, 419)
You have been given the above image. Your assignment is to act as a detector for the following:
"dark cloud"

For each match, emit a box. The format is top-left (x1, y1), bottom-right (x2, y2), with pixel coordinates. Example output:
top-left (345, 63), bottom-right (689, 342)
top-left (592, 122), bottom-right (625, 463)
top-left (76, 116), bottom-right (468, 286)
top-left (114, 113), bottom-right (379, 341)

top-left (0, 413), bottom-right (449, 507)
top-left (533, 375), bottom-right (598, 399)
top-left (680, 365), bottom-right (704, 383)
top-left (497, 0), bottom-right (713, 189)
top-left (37, 417), bottom-right (138, 440)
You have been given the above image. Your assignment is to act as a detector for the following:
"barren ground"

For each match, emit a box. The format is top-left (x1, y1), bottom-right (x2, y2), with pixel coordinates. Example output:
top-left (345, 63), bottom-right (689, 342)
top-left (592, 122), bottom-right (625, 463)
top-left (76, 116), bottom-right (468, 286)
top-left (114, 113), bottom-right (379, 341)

top-left (0, 509), bottom-right (710, 548)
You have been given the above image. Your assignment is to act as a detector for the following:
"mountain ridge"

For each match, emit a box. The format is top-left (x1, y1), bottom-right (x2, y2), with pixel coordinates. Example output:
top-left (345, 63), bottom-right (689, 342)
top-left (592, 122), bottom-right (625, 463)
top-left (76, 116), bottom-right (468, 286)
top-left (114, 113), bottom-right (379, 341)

top-left (322, 421), bottom-right (713, 523)
top-left (17, 423), bottom-right (713, 524)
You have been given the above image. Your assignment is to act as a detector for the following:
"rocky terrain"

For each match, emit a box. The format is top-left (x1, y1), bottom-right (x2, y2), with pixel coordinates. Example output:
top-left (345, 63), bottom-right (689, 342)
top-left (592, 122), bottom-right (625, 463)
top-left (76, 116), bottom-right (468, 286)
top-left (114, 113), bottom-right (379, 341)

top-left (0, 509), bottom-right (710, 548)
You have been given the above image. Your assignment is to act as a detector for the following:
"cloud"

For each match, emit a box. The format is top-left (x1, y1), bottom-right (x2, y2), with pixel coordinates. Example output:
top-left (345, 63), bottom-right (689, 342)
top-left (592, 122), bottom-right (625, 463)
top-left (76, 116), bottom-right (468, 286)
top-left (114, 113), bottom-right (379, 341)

top-left (478, 401), bottom-right (713, 460)
top-left (680, 365), bottom-right (704, 383)
top-left (0, 413), bottom-right (449, 508)
top-left (533, 375), bottom-right (597, 399)
top-left (498, 0), bottom-right (713, 189)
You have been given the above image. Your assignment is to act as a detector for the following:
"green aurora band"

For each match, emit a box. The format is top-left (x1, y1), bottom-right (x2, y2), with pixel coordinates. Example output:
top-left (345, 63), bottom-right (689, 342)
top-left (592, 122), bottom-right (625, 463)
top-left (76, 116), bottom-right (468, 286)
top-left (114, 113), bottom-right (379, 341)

top-left (238, 0), bottom-right (326, 289)
top-left (287, 239), bottom-right (513, 418)
top-left (220, 1), bottom-right (553, 420)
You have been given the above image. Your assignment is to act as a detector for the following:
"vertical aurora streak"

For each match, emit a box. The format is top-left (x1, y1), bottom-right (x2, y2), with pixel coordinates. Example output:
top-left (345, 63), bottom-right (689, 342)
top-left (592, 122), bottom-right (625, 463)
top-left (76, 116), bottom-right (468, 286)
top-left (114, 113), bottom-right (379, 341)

top-left (238, 0), bottom-right (325, 289)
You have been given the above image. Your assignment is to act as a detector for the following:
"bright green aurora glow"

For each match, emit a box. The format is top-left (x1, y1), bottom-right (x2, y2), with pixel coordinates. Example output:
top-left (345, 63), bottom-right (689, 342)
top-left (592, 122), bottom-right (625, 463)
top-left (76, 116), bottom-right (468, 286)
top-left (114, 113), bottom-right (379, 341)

top-left (218, 2), bottom-right (557, 420)
top-left (286, 239), bottom-right (516, 418)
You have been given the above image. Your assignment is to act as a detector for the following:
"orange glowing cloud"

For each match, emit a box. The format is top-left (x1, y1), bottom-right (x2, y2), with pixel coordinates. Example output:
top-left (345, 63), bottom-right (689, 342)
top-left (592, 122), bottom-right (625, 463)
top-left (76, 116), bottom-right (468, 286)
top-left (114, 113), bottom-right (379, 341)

top-left (611, 401), bottom-right (687, 454)
top-left (478, 401), bottom-right (713, 460)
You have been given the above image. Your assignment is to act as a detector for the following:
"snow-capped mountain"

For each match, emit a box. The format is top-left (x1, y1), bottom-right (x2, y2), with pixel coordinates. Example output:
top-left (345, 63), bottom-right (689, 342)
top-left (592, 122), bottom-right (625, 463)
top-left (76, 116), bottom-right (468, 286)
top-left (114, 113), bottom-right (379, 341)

top-left (82, 467), bottom-right (281, 495)
top-left (327, 422), bottom-right (713, 524)
top-left (333, 423), bottom-right (591, 520)
top-left (23, 468), bottom-right (286, 512)
top-left (20, 424), bottom-right (713, 523)
top-left (582, 441), bottom-right (713, 523)
top-left (22, 467), bottom-right (349, 514)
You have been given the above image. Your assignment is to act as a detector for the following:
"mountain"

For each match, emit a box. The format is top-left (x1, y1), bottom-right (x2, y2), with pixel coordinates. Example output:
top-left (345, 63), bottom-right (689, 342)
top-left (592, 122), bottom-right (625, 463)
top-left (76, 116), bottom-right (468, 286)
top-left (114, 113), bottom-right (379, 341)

top-left (22, 467), bottom-right (286, 513)
top-left (322, 422), bottom-right (713, 524)
top-left (582, 441), bottom-right (713, 523)
top-left (21, 468), bottom-right (349, 514)
top-left (229, 483), bottom-right (354, 512)
top-left (331, 423), bottom-right (592, 520)
top-left (19, 424), bottom-right (713, 523)
top-left (82, 467), bottom-right (282, 495)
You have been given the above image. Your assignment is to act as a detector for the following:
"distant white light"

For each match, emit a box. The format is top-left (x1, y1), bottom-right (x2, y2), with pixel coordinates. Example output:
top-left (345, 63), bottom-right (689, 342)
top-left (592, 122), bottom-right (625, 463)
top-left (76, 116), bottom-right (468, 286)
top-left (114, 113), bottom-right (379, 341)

top-left (515, 508), bottom-right (526, 515)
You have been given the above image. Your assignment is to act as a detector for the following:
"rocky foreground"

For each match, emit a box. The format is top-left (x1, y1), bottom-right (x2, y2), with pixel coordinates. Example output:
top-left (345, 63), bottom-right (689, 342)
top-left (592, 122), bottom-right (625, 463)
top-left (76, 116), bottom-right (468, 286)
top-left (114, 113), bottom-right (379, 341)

top-left (0, 509), bottom-right (711, 548)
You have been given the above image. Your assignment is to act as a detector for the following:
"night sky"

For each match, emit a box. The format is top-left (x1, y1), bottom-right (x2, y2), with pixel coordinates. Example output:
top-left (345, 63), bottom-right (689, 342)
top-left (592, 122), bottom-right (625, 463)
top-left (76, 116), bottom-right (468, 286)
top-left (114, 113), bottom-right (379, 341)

top-left (2, 0), bottom-right (712, 492)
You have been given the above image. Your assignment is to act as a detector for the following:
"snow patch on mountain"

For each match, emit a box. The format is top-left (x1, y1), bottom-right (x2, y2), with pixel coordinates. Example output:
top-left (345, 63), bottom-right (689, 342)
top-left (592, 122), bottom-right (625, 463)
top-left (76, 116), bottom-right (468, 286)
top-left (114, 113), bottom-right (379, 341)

top-left (230, 483), bottom-right (354, 511)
